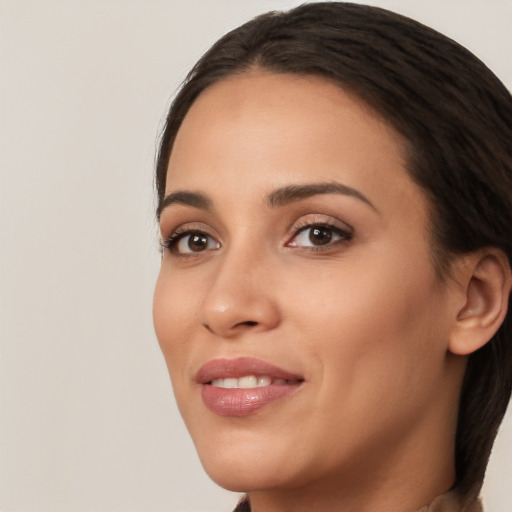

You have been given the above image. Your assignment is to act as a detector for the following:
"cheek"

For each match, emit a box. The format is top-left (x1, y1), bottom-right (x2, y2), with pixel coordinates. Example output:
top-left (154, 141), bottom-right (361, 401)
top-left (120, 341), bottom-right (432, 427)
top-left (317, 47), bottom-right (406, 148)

top-left (153, 267), bottom-right (197, 380)
top-left (288, 246), bottom-right (447, 405)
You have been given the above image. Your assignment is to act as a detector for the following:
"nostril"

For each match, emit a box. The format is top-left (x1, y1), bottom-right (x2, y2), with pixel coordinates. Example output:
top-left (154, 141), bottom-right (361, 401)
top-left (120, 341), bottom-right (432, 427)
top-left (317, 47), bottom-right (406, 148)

top-left (239, 321), bottom-right (258, 327)
top-left (202, 320), bottom-right (258, 334)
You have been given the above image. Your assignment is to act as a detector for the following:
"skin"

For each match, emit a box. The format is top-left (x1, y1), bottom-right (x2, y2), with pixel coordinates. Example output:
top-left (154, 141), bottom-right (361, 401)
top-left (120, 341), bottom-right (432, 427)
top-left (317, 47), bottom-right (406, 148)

top-left (153, 72), bottom-right (470, 512)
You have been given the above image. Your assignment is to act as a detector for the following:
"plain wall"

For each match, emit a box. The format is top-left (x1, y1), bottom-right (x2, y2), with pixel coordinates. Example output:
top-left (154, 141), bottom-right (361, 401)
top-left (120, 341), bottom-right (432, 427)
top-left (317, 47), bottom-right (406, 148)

top-left (1, 1), bottom-right (511, 511)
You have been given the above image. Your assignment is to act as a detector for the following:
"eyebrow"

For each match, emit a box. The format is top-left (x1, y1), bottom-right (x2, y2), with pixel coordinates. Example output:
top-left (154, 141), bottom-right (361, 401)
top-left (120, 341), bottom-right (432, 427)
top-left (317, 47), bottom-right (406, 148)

top-left (158, 180), bottom-right (376, 219)
top-left (157, 191), bottom-right (212, 219)
top-left (266, 181), bottom-right (377, 210)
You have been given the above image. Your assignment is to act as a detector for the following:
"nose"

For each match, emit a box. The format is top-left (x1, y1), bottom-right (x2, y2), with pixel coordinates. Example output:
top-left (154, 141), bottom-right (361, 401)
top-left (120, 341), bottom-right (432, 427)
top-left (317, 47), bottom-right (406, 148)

top-left (200, 246), bottom-right (281, 338)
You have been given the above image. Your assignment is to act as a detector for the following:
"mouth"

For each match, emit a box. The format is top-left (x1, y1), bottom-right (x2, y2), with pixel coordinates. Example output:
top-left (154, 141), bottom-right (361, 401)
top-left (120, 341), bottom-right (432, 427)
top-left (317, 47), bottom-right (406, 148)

top-left (209, 375), bottom-right (298, 388)
top-left (196, 358), bottom-right (304, 416)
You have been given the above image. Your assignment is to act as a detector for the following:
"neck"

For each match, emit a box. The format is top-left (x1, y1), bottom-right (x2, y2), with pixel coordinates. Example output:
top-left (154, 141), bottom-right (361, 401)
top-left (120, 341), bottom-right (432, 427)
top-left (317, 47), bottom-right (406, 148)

top-left (247, 449), bottom-right (455, 512)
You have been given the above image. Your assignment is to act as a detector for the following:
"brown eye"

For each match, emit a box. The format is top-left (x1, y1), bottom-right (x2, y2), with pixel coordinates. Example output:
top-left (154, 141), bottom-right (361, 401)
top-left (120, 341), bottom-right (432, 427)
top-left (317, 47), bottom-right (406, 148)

top-left (166, 230), bottom-right (220, 255)
top-left (309, 227), bottom-right (333, 246)
top-left (288, 223), bottom-right (352, 250)
top-left (188, 233), bottom-right (209, 252)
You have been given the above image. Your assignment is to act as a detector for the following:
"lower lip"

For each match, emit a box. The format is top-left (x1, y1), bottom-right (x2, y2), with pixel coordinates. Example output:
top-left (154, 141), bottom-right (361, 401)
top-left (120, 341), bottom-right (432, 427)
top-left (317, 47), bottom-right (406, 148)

top-left (201, 383), bottom-right (302, 416)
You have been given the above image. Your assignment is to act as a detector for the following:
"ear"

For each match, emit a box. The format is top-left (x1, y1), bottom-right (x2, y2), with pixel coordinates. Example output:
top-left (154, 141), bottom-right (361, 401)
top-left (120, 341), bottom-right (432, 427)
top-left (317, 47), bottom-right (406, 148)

top-left (449, 248), bottom-right (512, 356)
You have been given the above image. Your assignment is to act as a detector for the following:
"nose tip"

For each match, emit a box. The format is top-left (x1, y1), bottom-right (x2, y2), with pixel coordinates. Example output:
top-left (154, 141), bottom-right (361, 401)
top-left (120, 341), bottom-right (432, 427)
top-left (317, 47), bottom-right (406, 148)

top-left (200, 278), bottom-right (280, 339)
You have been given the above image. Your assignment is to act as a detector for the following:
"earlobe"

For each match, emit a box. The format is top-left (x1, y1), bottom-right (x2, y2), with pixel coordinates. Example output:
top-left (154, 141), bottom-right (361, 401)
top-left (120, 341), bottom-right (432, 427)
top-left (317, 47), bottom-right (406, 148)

top-left (449, 248), bottom-right (512, 356)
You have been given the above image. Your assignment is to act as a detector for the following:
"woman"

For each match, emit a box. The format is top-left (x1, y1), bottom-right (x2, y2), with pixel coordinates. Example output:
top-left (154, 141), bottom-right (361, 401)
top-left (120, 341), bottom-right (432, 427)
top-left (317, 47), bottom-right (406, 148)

top-left (152, 3), bottom-right (512, 511)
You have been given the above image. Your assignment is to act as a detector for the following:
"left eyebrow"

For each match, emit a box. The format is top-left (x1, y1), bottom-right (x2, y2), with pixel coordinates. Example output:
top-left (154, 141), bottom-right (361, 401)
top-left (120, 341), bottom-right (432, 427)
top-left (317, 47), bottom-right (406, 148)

top-left (266, 181), bottom-right (377, 211)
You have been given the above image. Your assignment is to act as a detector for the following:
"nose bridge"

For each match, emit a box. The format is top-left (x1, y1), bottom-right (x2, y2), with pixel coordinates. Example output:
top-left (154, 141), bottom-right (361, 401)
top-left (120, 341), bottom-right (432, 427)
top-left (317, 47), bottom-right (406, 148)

top-left (200, 238), bottom-right (280, 337)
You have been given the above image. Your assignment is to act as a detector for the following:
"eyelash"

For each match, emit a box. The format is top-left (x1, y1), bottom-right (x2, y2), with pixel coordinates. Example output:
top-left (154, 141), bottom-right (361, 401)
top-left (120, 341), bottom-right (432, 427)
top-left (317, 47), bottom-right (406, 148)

top-left (160, 227), bottom-right (218, 257)
top-left (161, 220), bottom-right (353, 257)
top-left (287, 221), bottom-right (353, 251)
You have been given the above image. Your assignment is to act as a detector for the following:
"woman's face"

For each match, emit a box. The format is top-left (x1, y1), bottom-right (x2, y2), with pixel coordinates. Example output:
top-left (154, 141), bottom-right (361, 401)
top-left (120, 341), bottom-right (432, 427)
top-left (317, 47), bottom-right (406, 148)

top-left (153, 72), bottom-right (461, 494)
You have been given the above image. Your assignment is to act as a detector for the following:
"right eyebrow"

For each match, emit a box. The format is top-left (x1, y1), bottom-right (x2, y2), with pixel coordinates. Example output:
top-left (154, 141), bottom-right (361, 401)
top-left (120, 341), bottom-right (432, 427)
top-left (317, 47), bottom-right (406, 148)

top-left (157, 191), bottom-right (213, 220)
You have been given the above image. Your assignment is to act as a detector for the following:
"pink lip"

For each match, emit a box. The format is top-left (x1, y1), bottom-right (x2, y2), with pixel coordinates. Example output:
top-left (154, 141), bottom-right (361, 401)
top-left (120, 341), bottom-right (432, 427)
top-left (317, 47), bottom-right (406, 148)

top-left (196, 357), bottom-right (304, 417)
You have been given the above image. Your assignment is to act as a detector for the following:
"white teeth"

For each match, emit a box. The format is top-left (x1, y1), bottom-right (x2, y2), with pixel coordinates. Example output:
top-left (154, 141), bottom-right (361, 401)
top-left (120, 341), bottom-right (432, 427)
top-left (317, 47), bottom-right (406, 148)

top-left (238, 375), bottom-right (257, 389)
top-left (210, 375), bottom-right (281, 389)
top-left (257, 376), bottom-right (272, 387)
top-left (223, 378), bottom-right (238, 388)
top-left (211, 378), bottom-right (238, 388)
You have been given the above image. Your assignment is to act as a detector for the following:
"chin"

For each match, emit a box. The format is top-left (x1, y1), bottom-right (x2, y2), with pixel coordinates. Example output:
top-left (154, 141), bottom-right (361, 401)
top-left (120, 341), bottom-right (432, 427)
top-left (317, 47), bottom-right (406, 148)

top-left (202, 459), bottom-right (305, 493)
top-left (204, 465), bottom-right (274, 493)
top-left (191, 429), bottom-right (304, 492)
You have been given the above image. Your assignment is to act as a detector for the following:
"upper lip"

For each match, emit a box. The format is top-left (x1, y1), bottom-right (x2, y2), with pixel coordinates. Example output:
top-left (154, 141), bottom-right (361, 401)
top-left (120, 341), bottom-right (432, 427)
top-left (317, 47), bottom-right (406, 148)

top-left (195, 357), bottom-right (304, 384)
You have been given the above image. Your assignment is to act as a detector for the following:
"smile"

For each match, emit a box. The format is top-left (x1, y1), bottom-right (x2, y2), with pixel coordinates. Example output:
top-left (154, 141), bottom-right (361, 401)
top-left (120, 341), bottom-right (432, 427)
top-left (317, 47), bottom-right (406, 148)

top-left (196, 358), bottom-right (304, 416)
top-left (211, 376), bottom-right (295, 388)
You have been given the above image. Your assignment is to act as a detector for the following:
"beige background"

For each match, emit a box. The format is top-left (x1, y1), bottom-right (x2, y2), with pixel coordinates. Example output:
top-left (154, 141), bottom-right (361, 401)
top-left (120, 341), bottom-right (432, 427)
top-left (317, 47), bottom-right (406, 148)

top-left (1, 1), bottom-right (511, 511)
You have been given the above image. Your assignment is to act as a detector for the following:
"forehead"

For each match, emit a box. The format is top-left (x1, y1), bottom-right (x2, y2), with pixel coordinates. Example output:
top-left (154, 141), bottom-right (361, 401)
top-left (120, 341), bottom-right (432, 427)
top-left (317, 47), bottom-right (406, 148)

top-left (166, 71), bottom-right (424, 219)
top-left (171, 71), bottom-right (405, 165)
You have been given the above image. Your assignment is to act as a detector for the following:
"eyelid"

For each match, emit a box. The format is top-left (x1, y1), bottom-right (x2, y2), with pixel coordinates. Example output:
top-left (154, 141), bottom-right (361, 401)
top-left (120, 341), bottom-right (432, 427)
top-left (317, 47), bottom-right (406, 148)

top-left (285, 214), bottom-right (354, 250)
top-left (161, 221), bottom-right (219, 239)
top-left (286, 214), bottom-right (353, 238)
top-left (160, 222), bottom-right (221, 256)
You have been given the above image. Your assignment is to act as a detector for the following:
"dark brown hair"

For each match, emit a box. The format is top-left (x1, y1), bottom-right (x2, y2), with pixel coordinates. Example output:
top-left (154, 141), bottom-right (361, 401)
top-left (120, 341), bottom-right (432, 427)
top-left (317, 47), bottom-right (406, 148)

top-left (155, 2), bottom-right (512, 501)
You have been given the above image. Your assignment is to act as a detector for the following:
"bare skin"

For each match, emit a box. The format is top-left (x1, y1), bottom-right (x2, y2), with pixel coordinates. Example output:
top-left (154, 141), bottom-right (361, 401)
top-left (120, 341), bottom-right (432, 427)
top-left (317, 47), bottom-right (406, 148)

top-left (153, 71), bottom-right (508, 512)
